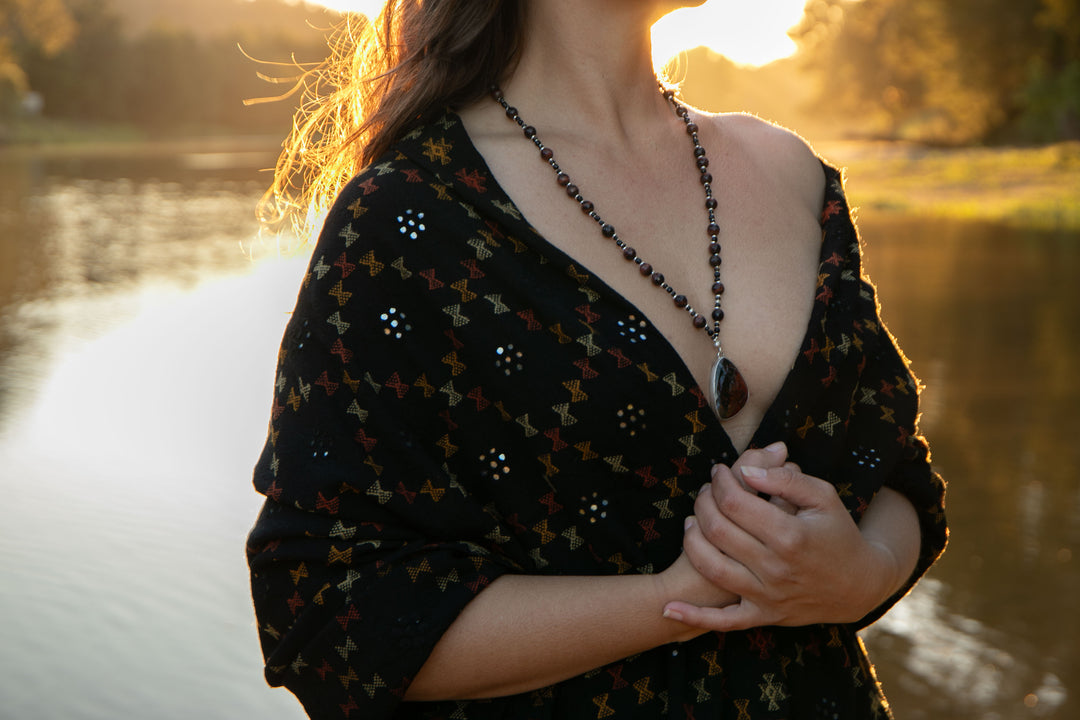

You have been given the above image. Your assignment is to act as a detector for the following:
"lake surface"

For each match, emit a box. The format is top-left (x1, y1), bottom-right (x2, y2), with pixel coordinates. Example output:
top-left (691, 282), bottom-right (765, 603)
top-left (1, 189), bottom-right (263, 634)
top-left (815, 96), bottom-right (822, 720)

top-left (0, 145), bottom-right (1076, 719)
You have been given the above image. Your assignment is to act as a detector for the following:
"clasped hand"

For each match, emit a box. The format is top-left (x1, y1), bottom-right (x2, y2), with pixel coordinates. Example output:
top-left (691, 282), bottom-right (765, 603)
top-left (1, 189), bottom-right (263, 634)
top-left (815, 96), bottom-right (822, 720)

top-left (662, 442), bottom-right (902, 633)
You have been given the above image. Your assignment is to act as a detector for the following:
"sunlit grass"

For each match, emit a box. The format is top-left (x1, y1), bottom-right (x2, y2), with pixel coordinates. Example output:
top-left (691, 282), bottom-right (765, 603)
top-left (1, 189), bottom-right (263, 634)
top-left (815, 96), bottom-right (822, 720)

top-left (821, 141), bottom-right (1080, 231)
top-left (3, 117), bottom-right (146, 146)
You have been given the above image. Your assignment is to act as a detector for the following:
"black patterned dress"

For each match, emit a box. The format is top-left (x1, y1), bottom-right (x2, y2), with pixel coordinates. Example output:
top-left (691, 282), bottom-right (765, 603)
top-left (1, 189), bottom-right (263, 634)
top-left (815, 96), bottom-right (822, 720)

top-left (247, 112), bottom-right (947, 720)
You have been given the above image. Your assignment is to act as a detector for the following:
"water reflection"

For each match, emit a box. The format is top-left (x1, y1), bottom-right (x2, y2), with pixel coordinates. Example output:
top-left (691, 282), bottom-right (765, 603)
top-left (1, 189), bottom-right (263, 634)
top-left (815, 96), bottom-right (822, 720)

top-left (0, 153), bottom-right (1076, 719)
top-left (857, 216), bottom-right (1079, 719)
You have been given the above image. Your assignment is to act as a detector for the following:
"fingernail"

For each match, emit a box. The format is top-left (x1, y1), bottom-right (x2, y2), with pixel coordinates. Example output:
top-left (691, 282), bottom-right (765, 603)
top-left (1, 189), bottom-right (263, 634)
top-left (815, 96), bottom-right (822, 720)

top-left (764, 441), bottom-right (786, 454)
top-left (741, 465), bottom-right (767, 479)
top-left (684, 515), bottom-right (696, 531)
top-left (663, 607), bottom-right (684, 622)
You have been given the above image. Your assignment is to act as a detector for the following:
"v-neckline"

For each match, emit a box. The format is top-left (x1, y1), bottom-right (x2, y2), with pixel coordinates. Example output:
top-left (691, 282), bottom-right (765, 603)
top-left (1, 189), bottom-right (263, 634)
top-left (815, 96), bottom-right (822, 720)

top-left (403, 111), bottom-right (845, 460)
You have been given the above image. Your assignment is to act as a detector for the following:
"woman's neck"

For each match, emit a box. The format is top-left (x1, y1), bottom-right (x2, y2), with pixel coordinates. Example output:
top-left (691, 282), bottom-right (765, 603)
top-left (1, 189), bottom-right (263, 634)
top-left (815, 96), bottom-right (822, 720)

top-left (498, 0), bottom-right (677, 144)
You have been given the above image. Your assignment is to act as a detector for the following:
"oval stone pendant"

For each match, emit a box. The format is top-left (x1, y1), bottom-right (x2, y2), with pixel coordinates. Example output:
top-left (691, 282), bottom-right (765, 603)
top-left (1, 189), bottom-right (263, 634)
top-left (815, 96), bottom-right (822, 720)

top-left (710, 355), bottom-right (748, 420)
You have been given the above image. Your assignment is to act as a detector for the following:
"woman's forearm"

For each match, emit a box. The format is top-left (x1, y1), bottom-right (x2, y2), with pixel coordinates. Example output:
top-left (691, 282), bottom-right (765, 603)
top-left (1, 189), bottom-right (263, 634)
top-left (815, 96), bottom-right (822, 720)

top-left (404, 554), bottom-right (736, 702)
top-left (858, 486), bottom-right (922, 602)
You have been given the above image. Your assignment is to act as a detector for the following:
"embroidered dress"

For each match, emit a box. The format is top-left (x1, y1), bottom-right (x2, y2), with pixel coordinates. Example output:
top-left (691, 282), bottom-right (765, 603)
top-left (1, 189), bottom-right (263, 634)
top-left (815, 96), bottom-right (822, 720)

top-left (247, 112), bottom-right (947, 720)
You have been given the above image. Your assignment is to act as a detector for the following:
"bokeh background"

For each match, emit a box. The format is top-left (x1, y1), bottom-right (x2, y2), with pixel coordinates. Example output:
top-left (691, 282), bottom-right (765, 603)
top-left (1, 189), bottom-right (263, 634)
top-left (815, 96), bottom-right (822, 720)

top-left (1, 1), bottom-right (1078, 718)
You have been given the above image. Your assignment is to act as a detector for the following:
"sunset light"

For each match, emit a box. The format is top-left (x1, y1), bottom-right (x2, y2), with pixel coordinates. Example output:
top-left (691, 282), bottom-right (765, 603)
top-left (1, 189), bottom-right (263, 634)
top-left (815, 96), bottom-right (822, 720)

top-left (4, 0), bottom-right (1080, 718)
top-left (304, 0), bottom-right (807, 67)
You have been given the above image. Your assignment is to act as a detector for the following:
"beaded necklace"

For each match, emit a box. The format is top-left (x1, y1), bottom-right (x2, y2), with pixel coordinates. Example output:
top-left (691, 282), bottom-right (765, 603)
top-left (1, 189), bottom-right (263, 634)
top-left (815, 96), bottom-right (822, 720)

top-left (491, 85), bottom-right (748, 420)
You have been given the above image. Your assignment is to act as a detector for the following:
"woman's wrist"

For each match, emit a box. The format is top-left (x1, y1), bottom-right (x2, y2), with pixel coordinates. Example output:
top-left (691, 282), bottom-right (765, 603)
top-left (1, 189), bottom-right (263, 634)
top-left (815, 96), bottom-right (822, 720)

top-left (862, 539), bottom-right (906, 610)
top-left (656, 552), bottom-right (739, 642)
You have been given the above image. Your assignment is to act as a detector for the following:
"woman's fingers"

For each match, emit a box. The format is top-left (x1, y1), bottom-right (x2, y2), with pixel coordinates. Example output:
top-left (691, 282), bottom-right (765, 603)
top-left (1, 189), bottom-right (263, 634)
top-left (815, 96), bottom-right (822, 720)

top-left (707, 464), bottom-right (796, 546)
top-left (662, 598), bottom-right (774, 633)
top-left (681, 514), bottom-right (762, 597)
top-left (727, 442), bottom-right (788, 481)
top-left (738, 463), bottom-right (835, 514)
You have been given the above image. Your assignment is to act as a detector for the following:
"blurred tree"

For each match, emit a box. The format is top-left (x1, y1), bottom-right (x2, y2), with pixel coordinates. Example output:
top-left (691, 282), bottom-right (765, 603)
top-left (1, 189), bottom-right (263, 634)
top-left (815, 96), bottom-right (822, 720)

top-left (0, 0), bottom-right (78, 117)
top-left (1020, 0), bottom-right (1080, 139)
top-left (792, 0), bottom-right (1080, 143)
top-left (14, 0), bottom-right (332, 136)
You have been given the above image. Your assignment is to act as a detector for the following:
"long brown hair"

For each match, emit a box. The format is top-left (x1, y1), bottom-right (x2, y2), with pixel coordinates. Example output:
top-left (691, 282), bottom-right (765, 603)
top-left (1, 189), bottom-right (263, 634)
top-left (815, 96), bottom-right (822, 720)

top-left (258, 0), bottom-right (525, 244)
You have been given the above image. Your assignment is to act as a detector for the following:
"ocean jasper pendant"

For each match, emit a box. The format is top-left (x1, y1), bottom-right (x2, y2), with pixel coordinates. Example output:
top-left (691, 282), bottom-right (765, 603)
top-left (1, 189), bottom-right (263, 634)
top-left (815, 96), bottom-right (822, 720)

top-left (710, 355), bottom-right (748, 420)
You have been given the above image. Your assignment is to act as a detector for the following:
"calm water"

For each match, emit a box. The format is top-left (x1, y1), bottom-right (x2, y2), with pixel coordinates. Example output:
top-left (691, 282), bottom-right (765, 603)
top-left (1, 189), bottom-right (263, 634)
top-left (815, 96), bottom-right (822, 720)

top-left (0, 146), bottom-right (1076, 719)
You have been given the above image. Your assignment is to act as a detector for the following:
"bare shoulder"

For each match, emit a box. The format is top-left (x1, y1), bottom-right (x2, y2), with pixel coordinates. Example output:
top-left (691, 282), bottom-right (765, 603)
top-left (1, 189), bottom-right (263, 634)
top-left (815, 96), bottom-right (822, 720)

top-left (706, 112), bottom-right (825, 215)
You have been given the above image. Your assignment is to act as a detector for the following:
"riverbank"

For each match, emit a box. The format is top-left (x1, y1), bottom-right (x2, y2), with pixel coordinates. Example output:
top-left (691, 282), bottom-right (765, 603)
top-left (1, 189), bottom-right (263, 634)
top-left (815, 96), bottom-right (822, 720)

top-left (0, 118), bottom-right (282, 159)
top-left (820, 140), bottom-right (1080, 231)
top-left (6, 120), bottom-right (1078, 231)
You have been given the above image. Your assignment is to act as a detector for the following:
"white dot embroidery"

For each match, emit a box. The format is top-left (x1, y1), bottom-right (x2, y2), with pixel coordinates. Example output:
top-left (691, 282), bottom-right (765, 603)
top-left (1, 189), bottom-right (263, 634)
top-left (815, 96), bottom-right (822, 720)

top-left (396, 209), bottom-right (426, 240)
top-left (853, 446), bottom-right (881, 470)
top-left (578, 492), bottom-right (609, 524)
top-left (379, 307), bottom-right (412, 340)
top-left (479, 448), bottom-right (510, 481)
top-left (616, 314), bottom-right (649, 343)
top-left (494, 344), bottom-right (525, 375)
top-left (615, 403), bottom-right (646, 437)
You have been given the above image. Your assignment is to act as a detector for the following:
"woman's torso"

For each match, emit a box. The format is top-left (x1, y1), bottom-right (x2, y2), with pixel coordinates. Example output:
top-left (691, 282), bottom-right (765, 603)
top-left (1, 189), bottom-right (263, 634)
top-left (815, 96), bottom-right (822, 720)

top-left (458, 102), bottom-right (826, 452)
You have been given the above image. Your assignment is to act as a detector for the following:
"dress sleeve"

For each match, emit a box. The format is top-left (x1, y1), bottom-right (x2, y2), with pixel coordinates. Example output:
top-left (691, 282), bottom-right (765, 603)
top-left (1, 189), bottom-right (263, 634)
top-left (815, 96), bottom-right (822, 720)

top-left (246, 177), bottom-right (520, 719)
top-left (848, 280), bottom-right (948, 629)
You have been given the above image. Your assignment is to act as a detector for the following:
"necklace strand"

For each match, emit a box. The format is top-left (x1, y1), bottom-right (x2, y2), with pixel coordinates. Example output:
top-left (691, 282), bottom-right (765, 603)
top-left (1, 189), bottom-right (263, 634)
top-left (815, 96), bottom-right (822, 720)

top-left (490, 85), bottom-right (748, 420)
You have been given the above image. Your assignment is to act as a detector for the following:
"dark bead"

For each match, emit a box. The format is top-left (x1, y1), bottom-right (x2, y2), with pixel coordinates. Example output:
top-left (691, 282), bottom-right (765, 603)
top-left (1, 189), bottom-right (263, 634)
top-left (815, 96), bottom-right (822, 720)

top-left (700, 172), bottom-right (713, 185)
top-left (694, 146), bottom-right (706, 158)
top-left (674, 294), bottom-right (688, 308)
top-left (709, 242), bottom-right (721, 254)
top-left (556, 172), bottom-right (571, 186)
top-left (523, 125), bottom-right (536, 138)
top-left (693, 316), bottom-right (708, 329)
top-left (708, 222), bottom-right (720, 235)
top-left (639, 262), bottom-right (653, 276)
top-left (505, 106), bottom-right (518, 118)
top-left (652, 272), bottom-right (665, 286)
top-left (622, 247), bottom-right (636, 260)
top-left (601, 224), bottom-right (616, 238)
top-left (581, 200), bottom-right (594, 213)
top-left (686, 122), bottom-right (698, 135)
top-left (697, 157), bottom-right (709, 169)
top-left (540, 147), bottom-right (554, 161)
top-left (712, 308), bottom-right (726, 321)
top-left (712, 281), bottom-right (725, 294)
top-left (706, 198), bottom-right (718, 209)
top-left (709, 254), bottom-right (722, 267)
top-left (566, 184), bottom-right (579, 197)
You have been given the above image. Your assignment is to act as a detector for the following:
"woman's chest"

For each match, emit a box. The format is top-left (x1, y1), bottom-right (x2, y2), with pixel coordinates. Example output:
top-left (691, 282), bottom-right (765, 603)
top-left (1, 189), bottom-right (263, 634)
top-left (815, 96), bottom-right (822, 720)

top-left (509, 170), bottom-right (824, 452)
